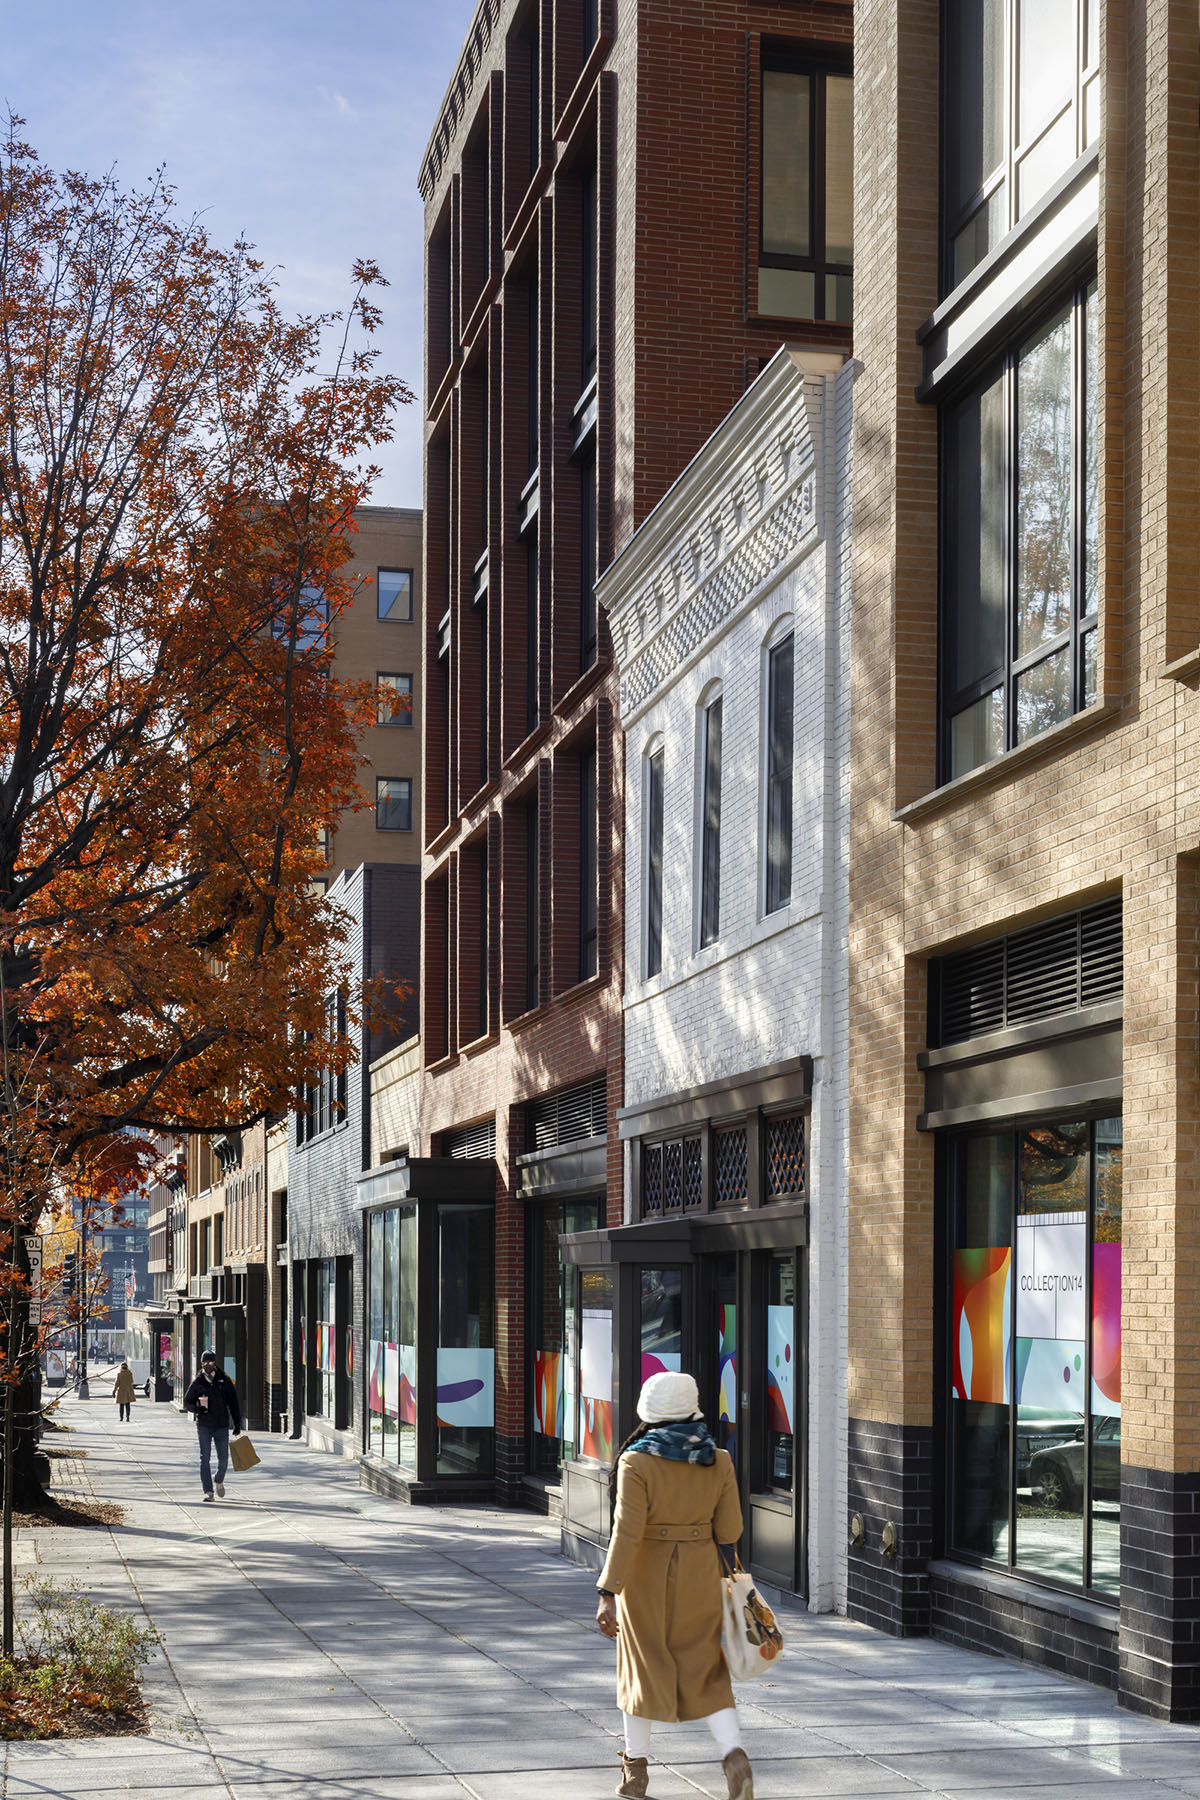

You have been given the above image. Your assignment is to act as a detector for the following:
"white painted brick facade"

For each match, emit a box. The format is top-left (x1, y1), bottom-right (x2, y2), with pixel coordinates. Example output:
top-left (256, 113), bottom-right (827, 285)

top-left (600, 350), bottom-right (854, 1611)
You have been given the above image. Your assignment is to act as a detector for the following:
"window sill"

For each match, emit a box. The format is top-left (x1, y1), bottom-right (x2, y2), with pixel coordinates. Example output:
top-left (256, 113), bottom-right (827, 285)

top-left (892, 698), bottom-right (1121, 825)
top-left (928, 1558), bottom-right (1116, 1629)
top-left (1164, 646), bottom-right (1200, 682)
top-left (556, 653), bottom-right (610, 719)
top-left (459, 1028), bottom-right (500, 1059)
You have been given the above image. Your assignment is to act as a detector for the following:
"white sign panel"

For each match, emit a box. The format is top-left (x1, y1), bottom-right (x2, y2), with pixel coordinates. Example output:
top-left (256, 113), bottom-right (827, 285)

top-left (1016, 1219), bottom-right (1086, 1341)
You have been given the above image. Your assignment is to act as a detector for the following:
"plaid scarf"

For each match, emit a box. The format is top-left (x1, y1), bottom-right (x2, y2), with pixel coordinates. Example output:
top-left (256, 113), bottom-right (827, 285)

top-left (633, 1418), bottom-right (717, 1467)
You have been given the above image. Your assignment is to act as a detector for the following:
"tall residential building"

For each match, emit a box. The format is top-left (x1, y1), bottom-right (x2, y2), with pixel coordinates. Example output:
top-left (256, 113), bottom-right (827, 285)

top-left (379, 0), bottom-right (853, 1522)
top-left (171, 506), bottom-right (424, 1433)
top-left (849, 0), bottom-right (1200, 1720)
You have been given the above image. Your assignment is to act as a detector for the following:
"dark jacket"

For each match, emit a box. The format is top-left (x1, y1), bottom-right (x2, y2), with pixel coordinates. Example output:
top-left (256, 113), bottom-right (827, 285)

top-left (183, 1369), bottom-right (242, 1432)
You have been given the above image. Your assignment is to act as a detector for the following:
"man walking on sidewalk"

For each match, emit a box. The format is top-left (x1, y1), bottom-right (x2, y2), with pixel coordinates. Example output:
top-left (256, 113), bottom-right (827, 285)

top-left (184, 1351), bottom-right (243, 1501)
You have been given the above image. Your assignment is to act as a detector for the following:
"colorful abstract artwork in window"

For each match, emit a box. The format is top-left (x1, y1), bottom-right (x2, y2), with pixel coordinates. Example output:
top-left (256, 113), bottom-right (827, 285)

top-left (952, 1247), bottom-right (1012, 1403)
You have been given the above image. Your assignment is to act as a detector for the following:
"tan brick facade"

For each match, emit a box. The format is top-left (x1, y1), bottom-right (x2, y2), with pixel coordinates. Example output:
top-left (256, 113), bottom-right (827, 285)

top-left (850, 0), bottom-right (1200, 1718)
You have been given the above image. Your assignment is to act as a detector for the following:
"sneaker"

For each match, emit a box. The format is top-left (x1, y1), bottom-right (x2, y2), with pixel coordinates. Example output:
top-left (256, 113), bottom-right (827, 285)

top-left (201, 1492), bottom-right (214, 1502)
top-left (215, 1482), bottom-right (225, 1498)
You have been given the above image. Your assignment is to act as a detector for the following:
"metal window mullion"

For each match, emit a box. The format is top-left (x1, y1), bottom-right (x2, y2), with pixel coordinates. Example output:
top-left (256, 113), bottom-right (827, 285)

top-left (1083, 1118), bottom-right (1095, 1588)
top-left (813, 71), bottom-right (827, 318)
top-left (1071, 283), bottom-right (1086, 712)
top-left (1005, 0), bottom-right (1017, 238)
top-left (1008, 1125), bottom-right (1018, 1569)
top-left (1005, 351), bottom-right (1019, 753)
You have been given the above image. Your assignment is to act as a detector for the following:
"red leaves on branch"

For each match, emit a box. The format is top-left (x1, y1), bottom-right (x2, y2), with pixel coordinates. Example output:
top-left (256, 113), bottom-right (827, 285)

top-left (0, 117), bottom-right (413, 1205)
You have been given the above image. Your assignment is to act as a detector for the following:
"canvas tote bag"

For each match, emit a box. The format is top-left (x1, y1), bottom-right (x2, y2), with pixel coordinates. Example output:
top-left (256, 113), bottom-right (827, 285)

top-left (229, 1433), bottom-right (261, 1472)
top-left (719, 1552), bottom-right (784, 1681)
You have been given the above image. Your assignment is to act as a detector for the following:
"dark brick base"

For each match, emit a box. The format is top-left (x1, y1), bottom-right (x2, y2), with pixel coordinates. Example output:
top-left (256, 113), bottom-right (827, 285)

top-left (930, 1561), bottom-right (1117, 1689)
top-left (847, 1417), bottom-right (934, 1635)
top-left (495, 1433), bottom-right (525, 1506)
top-left (1119, 1465), bottom-right (1200, 1721)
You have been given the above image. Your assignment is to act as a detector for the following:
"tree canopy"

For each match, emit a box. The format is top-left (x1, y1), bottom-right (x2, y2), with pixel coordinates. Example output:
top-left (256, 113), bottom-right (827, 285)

top-left (0, 117), bottom-right (412, 1203)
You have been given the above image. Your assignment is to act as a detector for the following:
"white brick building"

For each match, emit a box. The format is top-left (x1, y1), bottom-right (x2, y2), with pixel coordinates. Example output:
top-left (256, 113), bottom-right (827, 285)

top-left (590, 348), bottom-right (853, 1608)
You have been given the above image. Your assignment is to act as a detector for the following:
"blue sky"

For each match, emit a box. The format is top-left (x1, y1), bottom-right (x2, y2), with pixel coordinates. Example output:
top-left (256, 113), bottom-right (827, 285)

top-left (5, 0), bottom-right (480, 506)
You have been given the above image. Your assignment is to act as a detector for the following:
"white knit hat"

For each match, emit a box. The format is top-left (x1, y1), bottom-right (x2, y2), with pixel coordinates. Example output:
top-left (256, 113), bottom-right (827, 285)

top-left (637, 1370), bottom-right (702, 1423)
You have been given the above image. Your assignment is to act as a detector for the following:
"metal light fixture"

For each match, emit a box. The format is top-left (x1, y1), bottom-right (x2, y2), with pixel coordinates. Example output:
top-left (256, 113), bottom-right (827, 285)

top-left (881, 1520), bottom-right (898, 1557)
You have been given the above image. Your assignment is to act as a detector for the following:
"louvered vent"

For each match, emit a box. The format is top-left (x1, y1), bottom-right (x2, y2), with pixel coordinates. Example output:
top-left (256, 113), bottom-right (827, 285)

top-left (441, 1118), bottom-right (496, 1159)
top-left (935, 898), bottom-right (1122, 1047)
top-left (528, 1078), bottom-right (606, 1150)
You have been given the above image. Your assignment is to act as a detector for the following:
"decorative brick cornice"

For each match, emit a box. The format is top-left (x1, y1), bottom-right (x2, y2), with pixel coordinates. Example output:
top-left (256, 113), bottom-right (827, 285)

top-left (419, 0), bottom-right (502, 204)
top-left (599, 350), bottom-right (843, 725)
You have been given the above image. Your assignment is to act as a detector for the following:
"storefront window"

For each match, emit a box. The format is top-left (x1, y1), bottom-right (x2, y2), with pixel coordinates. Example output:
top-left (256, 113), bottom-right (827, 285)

top-left (315, 1259), bottom-right (336, 1419)
top-left (365, 1208), bottom-right (417, 1470)
top-left (715, 1256), bottom-right (738, 1461)
top-left (580, 1268), bottom-right (614, 1461)
top-left (641, 1268), bottom-right (683, 1384)
top-left (948, 1115), bottom-right (1121, 1596)
top-left (436, 1202), bottom-right (494, 1476)
top-left (765, 1254), bottom-right (795, 1492)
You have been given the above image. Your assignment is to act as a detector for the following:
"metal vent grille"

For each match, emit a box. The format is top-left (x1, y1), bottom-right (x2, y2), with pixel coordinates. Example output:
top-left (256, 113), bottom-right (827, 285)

top-left (441, 1118), bottom-right (497, 1160)
top-left (713, 1127), bottom-right (748, 1207)
top-left (528, 1077), bottom-right (606, 1150)
top-left (765, 1114), bottom-right (806, 1198)
top-left (683, 1138), bottom-right (703, 1209)
top-left (936, 898), bottom-right (1122, 1047)
top-left (643, 1144), bottom-right (663, 1216)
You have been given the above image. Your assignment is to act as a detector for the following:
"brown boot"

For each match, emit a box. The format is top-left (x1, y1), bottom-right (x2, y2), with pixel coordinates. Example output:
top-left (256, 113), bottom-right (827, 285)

top-left (615, 1753), bottom-right (649, 1797)
top-left (723, 1746), bottom-right (755, 1800)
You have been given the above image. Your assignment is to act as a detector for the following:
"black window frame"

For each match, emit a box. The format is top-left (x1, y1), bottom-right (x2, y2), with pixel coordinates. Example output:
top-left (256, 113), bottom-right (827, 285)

top-left (376, 671), bottom-right (414, 727)
top-left (698, 693), bottom-right (722, 949)
top-left (525, 794), bottom-right (540, 1011)
top-left (645, 744), bottom-right (664, 979)
top-left (377, 567), bottom-right (414, 624)
top-left (758, 51), bottom-right (853, 325)
top-left (376, 777), bottom-right (413, 833)
top-left (579, 743), bottom-right (598, 981)
top-left (939, 277), bottom-right (1098, 784)
top-left (525, 532), bottom-right (540, 735)
top-left (941, 0), bottom-right (1098, 297)
top-left (580, 451), bottom-right (597, 671)
top-left (764, 631), bottom-right (794, 914)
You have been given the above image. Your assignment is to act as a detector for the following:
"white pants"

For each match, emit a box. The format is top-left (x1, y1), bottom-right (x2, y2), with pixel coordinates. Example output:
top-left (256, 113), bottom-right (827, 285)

top-left (622, 1707), bottom-right (742, 1760)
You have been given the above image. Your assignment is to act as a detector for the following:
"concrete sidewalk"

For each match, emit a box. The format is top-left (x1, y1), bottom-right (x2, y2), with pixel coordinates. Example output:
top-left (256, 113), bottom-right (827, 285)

top-left (3, 1399), bottom-right (1198, 1800)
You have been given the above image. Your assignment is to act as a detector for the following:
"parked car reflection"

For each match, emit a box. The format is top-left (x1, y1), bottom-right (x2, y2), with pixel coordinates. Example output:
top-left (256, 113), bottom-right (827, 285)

top-left (1028, 1415), bottom-right (1120, 1511)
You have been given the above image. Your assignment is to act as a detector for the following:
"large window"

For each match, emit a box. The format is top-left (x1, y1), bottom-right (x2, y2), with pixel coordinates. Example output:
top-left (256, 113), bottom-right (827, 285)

top-left (698, 694), bottom-right (723, 948)
top-left (945, 0), bottom-right (1099, 291)
top-left (645, 745), bottom-right (664, 979)
top-left (764, 632), bottom-right (794, 913)
top-left (948, 1114), bottom-right (1121, 1598)
top-left (436, 1202), bottom-right (495, 1477)
top-left (313, 1258), bottom-right (336, 1420)
top-left (378, 568), bottom-right (413, 623)
top-left (942, 282), bottom-right (1097, 781)
top-left (367, 1207), bottom-right (417, 1471)
top-left (376, 777), bottom-right (413, 832)
top-left (759, 58), bottom-right (853, 323)
top-left (579, 745), bottom-right (598, 980)
top-left (377, 672), bottom-right (413, 727)
top-left (529, 1196), bottom-right (603, 1475)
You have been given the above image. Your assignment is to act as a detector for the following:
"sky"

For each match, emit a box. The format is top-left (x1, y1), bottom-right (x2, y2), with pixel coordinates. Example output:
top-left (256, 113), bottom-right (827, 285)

top-left (4, 0), bottom-right (482, 507)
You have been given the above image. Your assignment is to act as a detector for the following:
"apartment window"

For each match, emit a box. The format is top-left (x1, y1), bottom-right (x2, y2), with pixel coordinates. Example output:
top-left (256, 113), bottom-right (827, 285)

top-left (376, 777), bottom-right (413, 832)
top-left (272, 582), bottom-right (327, 650)
top-left (948, 1115), bottom-right (1121, 1599)
top-left (477, 839), bottom-right (490, 1039)
top-left (525, 535), bottom-right (539, 733)
top-left (525, 796), bottom-right (540, 1011)
top-left (580, 454), bottom-right (597, 671)
top-left (527, 277), bottom-right (539, 475)
top-left (478, 599), bottom-right (489, 788)
top-left (759, 58), bottom-right (853, 323)
top-left (698, 694), bottom-right (722, 948)
top-left (378, 568), bottom-right (414, 623)
top-left (941, 282), bottom-right (1097, 781)
top-left (582, 0), bottom-right (598, 54)
top-left (945, 0), bottom-right (1098, 291)
top-left (377, 673), bottom-right (413, 727)
top-left (579, 745), bottom-right (598, 981)
top-left (581, 167), bottom-right (597, 386)
top-left (645, 745), bottom-right (664, 979)
top-left (765, 632), bottom-right (794, 913)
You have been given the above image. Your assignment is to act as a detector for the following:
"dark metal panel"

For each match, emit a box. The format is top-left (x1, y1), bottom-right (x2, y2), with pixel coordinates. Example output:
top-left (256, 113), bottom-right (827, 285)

top-left (921, 1022), bottom-right (1121, 1130)
top-left (616, 1056), bottom-right (812, 1141)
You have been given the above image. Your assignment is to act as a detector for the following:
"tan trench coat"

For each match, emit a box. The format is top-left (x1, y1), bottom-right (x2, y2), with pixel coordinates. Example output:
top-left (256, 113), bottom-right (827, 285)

top-left (597, 1447), bottom-right (743, 1722)
top-left (112, 1367), bottom-right (136, 1404)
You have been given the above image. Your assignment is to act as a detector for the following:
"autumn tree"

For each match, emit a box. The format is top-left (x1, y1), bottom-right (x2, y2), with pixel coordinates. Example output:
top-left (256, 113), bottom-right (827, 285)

top-left (0, 118), bottom-right (411, 1501)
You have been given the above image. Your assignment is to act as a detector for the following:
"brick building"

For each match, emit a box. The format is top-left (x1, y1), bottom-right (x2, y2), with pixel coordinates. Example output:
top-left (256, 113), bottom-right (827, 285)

top-left (594, 349), bottom-right (853, 1603)
top-left (391, 0), bottom-right (854, 1515)
top-left (173, 505), bottom-right (424, 1437)
top-left (848, 0), bottom-right (1200, 1720)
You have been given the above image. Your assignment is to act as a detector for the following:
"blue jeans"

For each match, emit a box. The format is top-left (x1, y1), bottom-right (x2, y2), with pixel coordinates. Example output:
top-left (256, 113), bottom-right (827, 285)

top-left (197, 1423), bottom-right (229, 1494)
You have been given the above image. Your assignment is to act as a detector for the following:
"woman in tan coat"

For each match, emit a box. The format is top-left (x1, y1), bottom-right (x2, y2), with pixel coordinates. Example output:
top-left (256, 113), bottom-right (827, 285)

top-left (595, 1371), bottom-right (753, 1800)
top-left (112, 1361), bottom-right (136, 1422)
